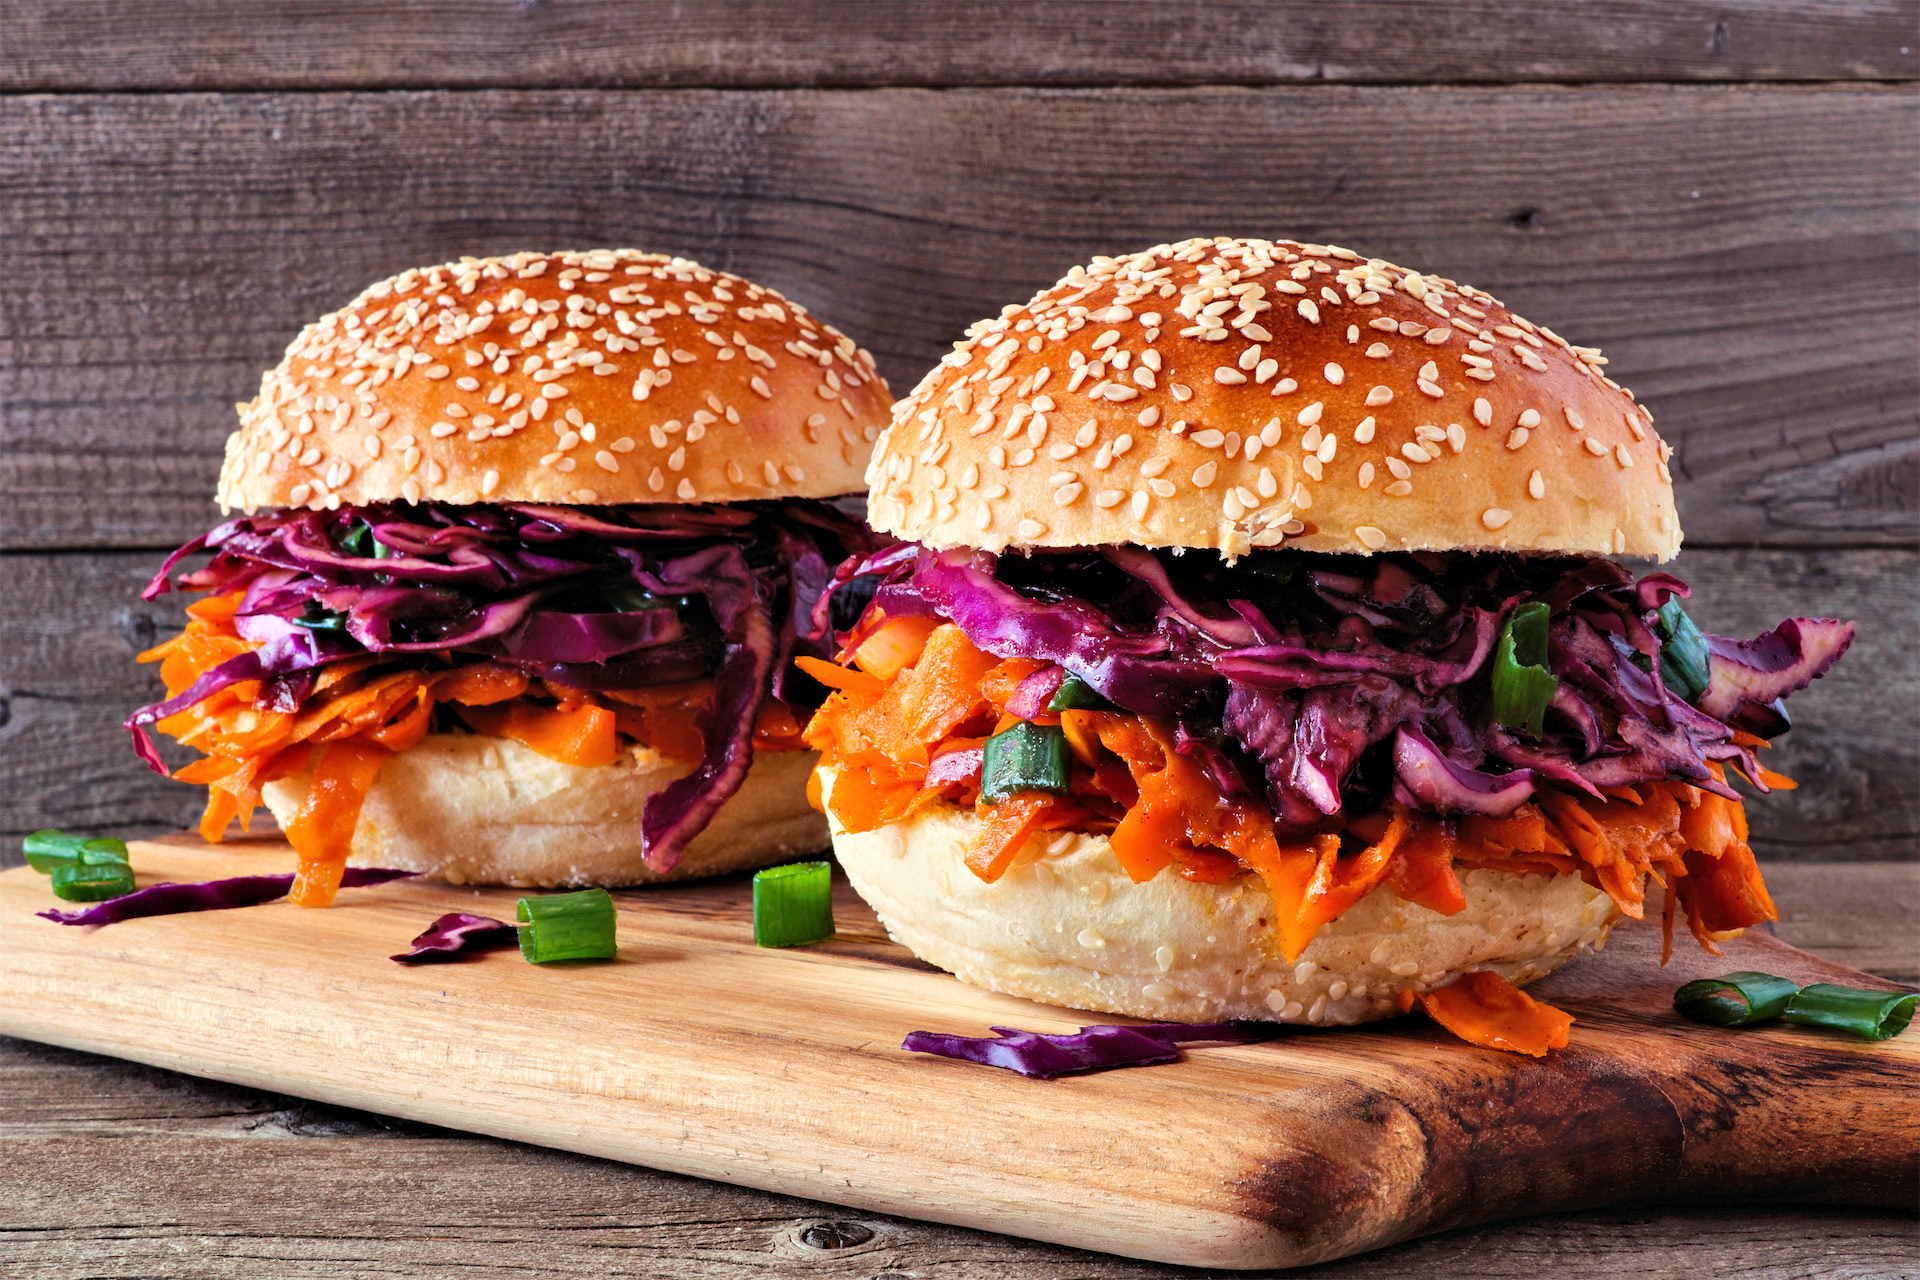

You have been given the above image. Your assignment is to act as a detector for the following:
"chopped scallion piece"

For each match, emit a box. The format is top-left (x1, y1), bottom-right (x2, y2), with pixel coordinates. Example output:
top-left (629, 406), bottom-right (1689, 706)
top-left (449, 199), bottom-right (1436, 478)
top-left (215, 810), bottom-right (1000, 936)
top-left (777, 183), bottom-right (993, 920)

top-left (1654, 598), bottom-right (1711, 702)
top-left (338, 520), bottom-right (374, 558)
top-left (981, 721), bottom-right (1071, 804)
top-left (1046, 674), bottom-right (1113, 713)
top-left (1491, 601), bottom-right (1559, 737)
top-left (23, 830), bottom-right (89, 874)
top-left (602, 581), bottom-right (691, 612)
top-left (1673, 971), bottom-right (1801, 1027)
top-left (51, 862), bottom-right (136, 902)
top-left (292, 602), bottom-right (348, 631)
top-left (1783, 983), bottom-right (1918, 1041)
top-left (79, 837), bottom-right (131, 867)
top-left (515, 889), bottom-right (618, 963)
top-left (752, 861), bottom-right (835, 947)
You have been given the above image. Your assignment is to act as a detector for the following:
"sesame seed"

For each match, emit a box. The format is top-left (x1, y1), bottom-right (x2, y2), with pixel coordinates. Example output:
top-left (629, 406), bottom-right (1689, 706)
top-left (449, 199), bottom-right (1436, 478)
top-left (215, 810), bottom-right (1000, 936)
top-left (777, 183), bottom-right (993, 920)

top-left (1482, 508), bottom-right (1512, 530)
top-left (1215, 367), bottom-right (1248, 385)
top-left (1402, 442), bottom-right (1434, 464)
top-left (1095, 489), bottom-right (1125, 508)
top-left (1447, 423), bottom-right (1466, 453)
top-left (1507, 427), bottom-right (1530, 450)
top-left (1584, 438), bottom-right (1609, 456)
top-left (1324, 363), bottom-right (1345, 385)
top-left (1254, 470), bottom-right (1276, 499)
top-left (1358, 461), bottom-right (1375, 488)
top-left (1365, 386), bottom-right (1393, 407)
top-left (1148, 478), bottom-right (1176, 498)
top-left (1565, 407), bottom-right (1586, 431)
top-left (1353, 416), bottom-right (1377, 444)
top-left (1613, 528), bottom-right (1627, 553)
top-left (1384, 480), bottom-right (1413, 496)
top-left (1615, 443), bottom-right (1635, 467)
top-left (1473, 397), bottom-right (1492, 426)
top-left (1386, 456), bottom-right (1412, 480)
top-left (1354, 525), bottom-right (1386, 550)
top-left (1191, 461), bottom-right (1219, 488)
top-left (677, 479), bottom-right (696, 499)
top-left (1298, 299), bottom-right (1320, 324)
top-left (1298, 401), bottom-right (1323, 426)
top-left (1528, 470), bottom-right (1545, 499)
top-left (1140, 456), bottom-right (1172, 478)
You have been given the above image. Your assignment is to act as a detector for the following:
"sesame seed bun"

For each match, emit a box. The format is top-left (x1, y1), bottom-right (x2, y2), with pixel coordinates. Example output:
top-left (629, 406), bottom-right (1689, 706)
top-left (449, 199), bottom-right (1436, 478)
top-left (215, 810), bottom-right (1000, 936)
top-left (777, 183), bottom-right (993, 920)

top-left (263, 736), bottom-right (829, 888)
top-left (820, 767), bottom-right (1622, 1025)
top-left (217, 250), bottom-right (891, 513)
top-left (868, 237), bottom-right (1679, 561)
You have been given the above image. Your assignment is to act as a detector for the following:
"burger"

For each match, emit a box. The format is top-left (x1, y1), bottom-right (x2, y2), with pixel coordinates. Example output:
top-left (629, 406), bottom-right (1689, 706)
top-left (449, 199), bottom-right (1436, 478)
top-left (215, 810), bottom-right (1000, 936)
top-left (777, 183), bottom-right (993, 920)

top-left (129, 250), bottom-right (891, 905)
top-left (800, 237), bottom-right (1852, 1050)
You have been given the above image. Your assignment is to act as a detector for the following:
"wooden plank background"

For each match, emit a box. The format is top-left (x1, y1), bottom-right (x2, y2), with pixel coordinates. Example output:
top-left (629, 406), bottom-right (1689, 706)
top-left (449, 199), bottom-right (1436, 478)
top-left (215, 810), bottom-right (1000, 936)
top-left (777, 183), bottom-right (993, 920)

top-left (1, 3), bottom-right (1914, 1275)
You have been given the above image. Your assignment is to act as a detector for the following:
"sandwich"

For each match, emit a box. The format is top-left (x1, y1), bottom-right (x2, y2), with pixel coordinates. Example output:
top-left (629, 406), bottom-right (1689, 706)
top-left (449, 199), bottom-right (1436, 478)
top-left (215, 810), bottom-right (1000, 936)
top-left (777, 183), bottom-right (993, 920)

top-left (799, 237), bottom-right (1852, 1048)
top-left (129, 250), bottom-right (890, 905)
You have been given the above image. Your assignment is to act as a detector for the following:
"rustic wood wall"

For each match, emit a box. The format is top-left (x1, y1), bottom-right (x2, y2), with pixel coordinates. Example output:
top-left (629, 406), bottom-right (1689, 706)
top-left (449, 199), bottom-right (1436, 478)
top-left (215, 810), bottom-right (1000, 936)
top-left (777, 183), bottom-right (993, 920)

top-left (0, 1), bottom-right (1913, 868)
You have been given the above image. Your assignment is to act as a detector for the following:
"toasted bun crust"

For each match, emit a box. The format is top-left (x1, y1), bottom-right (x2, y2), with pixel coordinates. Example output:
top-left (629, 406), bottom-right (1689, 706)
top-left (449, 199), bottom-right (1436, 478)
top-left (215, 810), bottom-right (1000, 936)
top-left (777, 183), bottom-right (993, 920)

top-left (261, 736), bottom-right (828, 887)
top-left (821, 768), bottom-right (1620, 1024)
top-left (219, 250), bottom-right (891, 513)
top-left (869, 237), bottom-right (1678, 561)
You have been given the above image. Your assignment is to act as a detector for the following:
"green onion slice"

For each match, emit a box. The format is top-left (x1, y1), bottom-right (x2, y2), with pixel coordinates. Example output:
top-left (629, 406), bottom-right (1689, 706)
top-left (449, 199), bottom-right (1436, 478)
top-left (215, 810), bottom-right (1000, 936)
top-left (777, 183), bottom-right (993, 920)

top-left (1783, 983), bottom-right (1918, 1041)
top-left (516, 889), bottom-right (618, 963)
top-left (1673, 971), bottom-right (1801, 1027)
top-left (23, 830), bottom-right (90, 874)
top-left (981, 721), bottom-right (1071, 804)
top-left (292, 602), bottom-right (349, 631)
top-left (752, 860), bottom-right (835, 948)
top-left (1491, 601), bottom-right (1560, 738)
top-left (1654, 598), bottom-right (1711, 702)
top-left (1047, 674), bottom-right (1113, 713)
top-left (51, 862), bottom-right (136, 902)
top-left (338, 519), bottom-right (375, 557)
top-left (79, 837), bottom-right (131, 868)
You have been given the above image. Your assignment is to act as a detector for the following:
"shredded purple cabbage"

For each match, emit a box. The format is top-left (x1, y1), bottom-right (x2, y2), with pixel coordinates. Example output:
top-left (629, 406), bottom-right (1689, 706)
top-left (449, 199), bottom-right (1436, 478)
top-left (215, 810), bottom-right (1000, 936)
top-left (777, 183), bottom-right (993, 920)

top-left (823, 546), bottom-right (1852, 833)
top-left (37, 867), bottom-right (416, 925)
top-left (390, 912), bottom-right (520, 963)
top-left (902, 1021), bottom-right (1281, 1078)
top-left (132, 501), bottom-right (874, 872)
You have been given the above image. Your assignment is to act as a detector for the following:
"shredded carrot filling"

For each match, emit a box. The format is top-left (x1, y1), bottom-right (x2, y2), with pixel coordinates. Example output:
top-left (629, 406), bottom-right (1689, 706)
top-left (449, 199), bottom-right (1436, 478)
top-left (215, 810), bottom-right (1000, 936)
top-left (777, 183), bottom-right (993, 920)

top-left (803, 621), bottom-right (1785, 979)
top-left (141, 593), bottom-right (800, 904)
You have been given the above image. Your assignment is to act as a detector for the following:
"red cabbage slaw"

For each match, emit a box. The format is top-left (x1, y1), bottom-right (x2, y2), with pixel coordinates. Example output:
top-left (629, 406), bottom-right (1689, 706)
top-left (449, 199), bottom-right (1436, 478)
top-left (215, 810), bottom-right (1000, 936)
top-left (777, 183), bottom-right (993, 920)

top-left (824, 545), bottom-right (1852, 832)
top-left (131, 500), bottom-right (874, 872)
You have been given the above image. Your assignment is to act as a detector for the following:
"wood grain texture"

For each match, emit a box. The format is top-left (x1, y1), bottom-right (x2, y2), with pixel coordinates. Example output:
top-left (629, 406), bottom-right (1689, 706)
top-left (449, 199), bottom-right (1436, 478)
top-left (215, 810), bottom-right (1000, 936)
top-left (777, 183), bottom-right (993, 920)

top-left (3, 547), bottom-right (1907, 863)
top-left (4, 1), bottom-right (1915, 90)
top-left (1, 841), bottom-right (1914, 1270)
top-left (1, 1040), bottom-right (1912, 1280)
top-left (2, 87), bottom-right (1913, 549)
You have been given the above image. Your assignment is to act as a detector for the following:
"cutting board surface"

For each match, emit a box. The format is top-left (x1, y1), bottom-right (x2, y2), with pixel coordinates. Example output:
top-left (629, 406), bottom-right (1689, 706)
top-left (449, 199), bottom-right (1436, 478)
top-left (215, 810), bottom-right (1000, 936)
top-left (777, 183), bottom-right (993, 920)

top-left (2, 833), bottom-right (1914, 1269)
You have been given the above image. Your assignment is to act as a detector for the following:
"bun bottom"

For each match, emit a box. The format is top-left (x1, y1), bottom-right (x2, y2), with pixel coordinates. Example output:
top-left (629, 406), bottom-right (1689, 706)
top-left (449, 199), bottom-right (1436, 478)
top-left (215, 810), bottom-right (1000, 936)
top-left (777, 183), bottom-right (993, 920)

top-left (820, 767), bottom-right (1621, 1025)
top-left (262, 735), bottom-right (828, 887)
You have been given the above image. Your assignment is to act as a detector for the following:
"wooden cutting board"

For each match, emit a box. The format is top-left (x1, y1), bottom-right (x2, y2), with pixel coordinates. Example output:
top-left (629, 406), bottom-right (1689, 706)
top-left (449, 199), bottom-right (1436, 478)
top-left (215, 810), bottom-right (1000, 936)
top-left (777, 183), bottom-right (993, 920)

top-left (1, 833), bottom-right (1913, 1270)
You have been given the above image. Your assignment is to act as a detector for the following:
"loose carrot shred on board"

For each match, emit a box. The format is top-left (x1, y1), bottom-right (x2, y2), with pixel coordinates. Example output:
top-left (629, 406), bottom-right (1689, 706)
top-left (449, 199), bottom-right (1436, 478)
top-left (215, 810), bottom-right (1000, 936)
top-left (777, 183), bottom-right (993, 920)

top-left (1417, 970), bottom-right (1574, 1057)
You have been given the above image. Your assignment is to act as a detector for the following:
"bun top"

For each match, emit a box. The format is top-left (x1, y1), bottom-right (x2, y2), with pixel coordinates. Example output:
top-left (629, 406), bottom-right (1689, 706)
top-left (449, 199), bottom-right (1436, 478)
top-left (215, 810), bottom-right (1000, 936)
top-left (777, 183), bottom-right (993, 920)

top-left (217, 250), bottom-right (891, 512)
top-left (869, 237), bottom-right (1679, 561)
